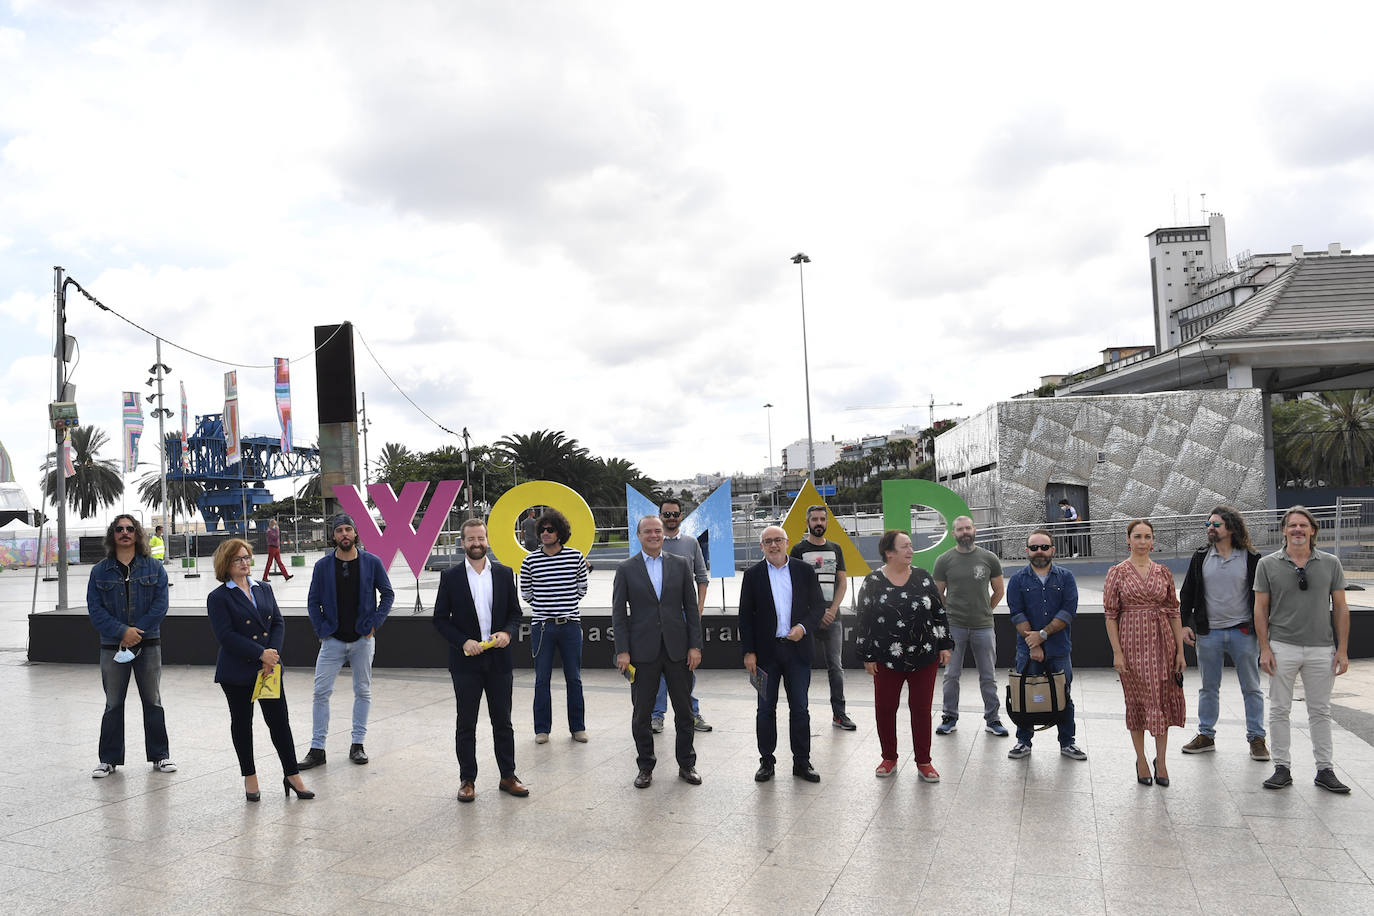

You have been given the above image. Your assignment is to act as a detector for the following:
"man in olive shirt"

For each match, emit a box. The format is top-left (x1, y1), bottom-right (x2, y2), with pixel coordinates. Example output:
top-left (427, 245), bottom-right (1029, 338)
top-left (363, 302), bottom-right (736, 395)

top-left (1255, 506), bottom-right (1351, 793)
top-left (933, 516), bottom-right (1007, 737)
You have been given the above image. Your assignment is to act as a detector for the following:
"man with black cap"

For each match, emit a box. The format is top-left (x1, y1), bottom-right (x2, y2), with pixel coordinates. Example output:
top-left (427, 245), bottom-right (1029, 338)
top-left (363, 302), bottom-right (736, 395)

top-left (298, 514), bottom-right (395, 769)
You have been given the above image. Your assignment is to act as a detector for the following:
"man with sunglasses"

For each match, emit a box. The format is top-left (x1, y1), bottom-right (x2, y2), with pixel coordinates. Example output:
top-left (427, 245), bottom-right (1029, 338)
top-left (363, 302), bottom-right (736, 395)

top-left (299, 513), bottom-right (395, 769)
top-left (86, 515), bottom-right (175, 777)
top-left (1255, 506), bottom-right (1351, 793)
top-left (520, 507), bottom-right (590, 743)
top-left (1005, 529), bottom-right (1086, 762)
top-left (650, 498), bottom-right (712, 735)
top-left (1178, 507), bottom-right (1267, 761)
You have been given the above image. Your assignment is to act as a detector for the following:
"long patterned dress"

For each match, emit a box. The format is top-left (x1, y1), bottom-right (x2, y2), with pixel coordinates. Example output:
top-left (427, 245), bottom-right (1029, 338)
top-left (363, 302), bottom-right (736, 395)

top-left (1103, 560), bottom-right (1185, 735)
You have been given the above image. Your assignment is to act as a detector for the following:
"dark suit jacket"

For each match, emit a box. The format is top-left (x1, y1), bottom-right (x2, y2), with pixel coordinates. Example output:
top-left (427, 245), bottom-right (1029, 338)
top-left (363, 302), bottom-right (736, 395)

top-left (433, 559), bottom-right (522, 672)
top-left (611, 551), bottom-right (702, 663)
top-left (738, 557), bottom-right (826, 666)
top-left (207, 579), bottom-right (284, 686)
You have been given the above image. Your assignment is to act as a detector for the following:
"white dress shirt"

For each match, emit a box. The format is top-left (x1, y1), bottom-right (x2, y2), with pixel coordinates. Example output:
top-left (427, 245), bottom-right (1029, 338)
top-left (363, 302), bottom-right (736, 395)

top-left (465, 557), bottom-right (494, 640)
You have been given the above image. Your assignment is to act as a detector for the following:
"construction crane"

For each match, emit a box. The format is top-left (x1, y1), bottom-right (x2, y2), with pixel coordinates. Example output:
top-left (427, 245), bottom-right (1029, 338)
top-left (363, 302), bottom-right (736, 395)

top-left (843, 395), bottom-right (963, 428)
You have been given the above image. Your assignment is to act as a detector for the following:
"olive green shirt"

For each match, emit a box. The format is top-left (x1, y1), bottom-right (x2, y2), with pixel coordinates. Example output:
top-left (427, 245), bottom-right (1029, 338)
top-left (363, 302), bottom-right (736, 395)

top-left (932, 546), bottom-right (1002, 629)
top-left (1255, 547), bottom-right (1345, 647)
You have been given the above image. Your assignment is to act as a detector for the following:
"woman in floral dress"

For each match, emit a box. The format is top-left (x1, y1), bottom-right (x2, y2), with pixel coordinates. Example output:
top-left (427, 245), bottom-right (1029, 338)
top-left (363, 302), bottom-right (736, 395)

top-left (856, 530), bottom-right (953, 782)
top-left (1104, 519), bottom-right (1186, 786)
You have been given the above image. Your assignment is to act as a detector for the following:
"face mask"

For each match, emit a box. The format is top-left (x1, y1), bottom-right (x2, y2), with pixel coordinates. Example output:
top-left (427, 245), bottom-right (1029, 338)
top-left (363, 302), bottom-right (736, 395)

top-left (113, 647), bottom-right (138, 663)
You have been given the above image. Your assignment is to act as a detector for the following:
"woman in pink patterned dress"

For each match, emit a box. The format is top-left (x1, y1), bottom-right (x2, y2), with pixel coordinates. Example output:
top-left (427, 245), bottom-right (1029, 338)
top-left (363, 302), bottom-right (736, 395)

top-left (1104, 519), bottom-right (1186, 787)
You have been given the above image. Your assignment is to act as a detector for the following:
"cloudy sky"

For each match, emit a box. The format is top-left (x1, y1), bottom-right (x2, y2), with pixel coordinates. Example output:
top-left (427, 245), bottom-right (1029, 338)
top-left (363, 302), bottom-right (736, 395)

top-left (3, 1), bottom-right (1372, 514)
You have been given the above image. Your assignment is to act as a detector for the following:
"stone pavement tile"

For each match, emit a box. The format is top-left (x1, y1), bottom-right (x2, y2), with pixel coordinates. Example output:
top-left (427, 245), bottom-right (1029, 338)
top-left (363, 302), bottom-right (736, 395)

top-left (572, 849), bottom-right (681, 894)
top-left (760, 834), bottom-right (852, 873)
top-left (1280, 877), bottom-right (1374, 916)
top-left (817, 891), bottom-right (918, 915)
top-left (1098, 861), bottom-right (1195, 907)
top-left (1179, 893), bottom-right (1297, 915)
top-left (1187, 864), bottom-right (1289, 900)
top-left (914, 880), bottom-right (1012, 914)
top-left (0, 863), bottom-right (43, 896)
top-left (1013, 837), bottom-right (1101, 881)
top-left (828, 856), bottom-right (926, 902)
top-left (363, 857), bottom-right (504, 910)
top-left (1009, 874), bottom-right (1105, 915)
top-left (634, 859), bottom-right (757, 915)
top-left (724, 863), bottom-right (837, 914)
top-left (847, 827), bottom-right (937, 869)
top-left (1161, 795), bottom-right (1249, 829)
top-left (1308, 796), bottom-right (1374, 836)
top-left (1244, 812), bottom-right (1343, 848)
top-left (1262, 843), bottom-right (1369, 883)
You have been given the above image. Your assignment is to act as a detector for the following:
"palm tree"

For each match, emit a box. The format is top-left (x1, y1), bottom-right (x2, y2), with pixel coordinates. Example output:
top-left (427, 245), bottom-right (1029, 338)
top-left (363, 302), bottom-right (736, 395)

top-left (41, 426), bottom-right (124, 519)
top-left (136, 469), bottom-right (205, 525)
top-left (375, 442), bottom-right (416, 482)
top-left (886, 438), bottom-right (914, 470)
top-left (495, 430), bottom-right (590, 484)
top-left (1273, 390), bottom-right (1374, 486)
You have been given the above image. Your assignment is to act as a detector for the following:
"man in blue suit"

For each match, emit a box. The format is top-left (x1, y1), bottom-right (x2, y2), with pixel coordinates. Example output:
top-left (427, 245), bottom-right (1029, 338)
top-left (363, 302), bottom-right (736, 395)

top-left (434, 518), bottom-right (528, 802)
top-left (739, 525), bottom-right (826, 783)
top-left (299, 514), bottom-right (395, 769)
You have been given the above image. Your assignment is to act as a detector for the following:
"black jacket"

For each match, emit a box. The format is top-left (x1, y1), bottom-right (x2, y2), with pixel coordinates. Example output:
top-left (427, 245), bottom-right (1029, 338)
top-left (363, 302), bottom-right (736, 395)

top-left (1178, 544), bottom-right (1260, 635)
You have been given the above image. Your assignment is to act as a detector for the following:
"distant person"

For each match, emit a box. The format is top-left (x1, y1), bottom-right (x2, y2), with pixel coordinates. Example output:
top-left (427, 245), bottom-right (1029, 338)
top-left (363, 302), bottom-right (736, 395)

top-left (613, 515), bottom-right (704, 788)
top-left (520, 507), bottom-right (590, 743)
top-left (206, 538), bottom-right (312, 801)
top-left (1057, 498), bottom-right (1079, 556)
top-left (433, 519), bottom-right (528, 802)
top-left (149, 525), bottom-right (166, 563)
top-left (86, 514), bottom-right (176, 778)
top-left (1179, 506), bottom-right (1267, 761)
top-left (298, 514), bottom-right (395, 769)
top-left (1103, 520), bottom-right (1185, 787)
top-left (934, 515), bottom-right (1007, 738)
top-left (738, 525), bottom-right (825, 783)
top-left (520, 508), bottom-right (539, 552)
top-left (1256, 506), bottom-right (1351, 793)
top-left (790, 505), bottom-right (855, 730)
top-left (1006, 529), bottom-right (1087, 762)
top-left (262, 519), bottom-right (292, 580)
top-left (856, 530), bottom-right (953, 780)
top-left (651, 498), bottom-right (713, 734)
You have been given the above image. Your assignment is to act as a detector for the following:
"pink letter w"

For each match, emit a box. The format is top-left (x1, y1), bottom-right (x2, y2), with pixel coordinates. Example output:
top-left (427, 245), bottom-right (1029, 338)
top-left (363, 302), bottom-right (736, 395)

top-left (332, 480), bottom-right (463, 579)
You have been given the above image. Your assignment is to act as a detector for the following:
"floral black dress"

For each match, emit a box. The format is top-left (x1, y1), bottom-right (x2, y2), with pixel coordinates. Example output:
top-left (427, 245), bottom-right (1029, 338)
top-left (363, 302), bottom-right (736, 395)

top-left (855, 566), bottom-right (954, 670)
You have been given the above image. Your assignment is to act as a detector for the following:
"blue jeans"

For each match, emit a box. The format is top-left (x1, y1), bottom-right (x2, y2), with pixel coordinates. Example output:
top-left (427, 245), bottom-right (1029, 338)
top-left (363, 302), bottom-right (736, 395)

top-left (311, 636), bottom-right (375, 747)
top-left (98, 645), bottom-right (170, 764)
top-left (1013, 649), bottom-right (1076, 747)
top-left (531, 620), bottom-right (585, 734)
top-left (941, 625), bottom-right (999, 722)
top-left (1195, 626), bottom-right (1265, 740)
top-left (653, 672), bottom-right (700, 719)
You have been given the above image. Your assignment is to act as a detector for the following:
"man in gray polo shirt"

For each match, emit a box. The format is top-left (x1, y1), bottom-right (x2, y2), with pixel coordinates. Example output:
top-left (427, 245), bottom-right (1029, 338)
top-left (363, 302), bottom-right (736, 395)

top-left (933, 516), bottom-right (1007, 737)
top-left (1255, 506), bottom-right (1351, 793)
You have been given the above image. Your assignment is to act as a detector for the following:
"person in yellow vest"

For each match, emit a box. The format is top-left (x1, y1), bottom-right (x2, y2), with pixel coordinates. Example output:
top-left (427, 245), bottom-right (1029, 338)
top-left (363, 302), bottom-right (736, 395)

top-left (150, 526), bottom-right (166, 563)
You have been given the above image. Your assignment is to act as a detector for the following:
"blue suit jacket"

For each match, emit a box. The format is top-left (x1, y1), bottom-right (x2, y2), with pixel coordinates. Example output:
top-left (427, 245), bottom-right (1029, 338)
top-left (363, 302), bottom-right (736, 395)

top-left (307, 549), bottom-right (395, 638)
top-left (207, 579), bottom-right (284, 686)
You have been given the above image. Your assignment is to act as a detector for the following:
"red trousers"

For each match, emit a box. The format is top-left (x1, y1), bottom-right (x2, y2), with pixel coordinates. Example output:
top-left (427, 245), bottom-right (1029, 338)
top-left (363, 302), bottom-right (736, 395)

top-left (262, 546), bottom-right (289, 578)
top-left (874, 663), bottom-right (938, 764)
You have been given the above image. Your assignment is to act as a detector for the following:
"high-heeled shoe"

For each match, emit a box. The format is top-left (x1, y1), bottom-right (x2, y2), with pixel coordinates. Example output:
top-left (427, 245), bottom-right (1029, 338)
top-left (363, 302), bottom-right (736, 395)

top-left (1136, 760), bottom-right (1152, 786)
top-left (245, 790), bottom-right (261, 802)
top-left (283, 776), bottom-right (316, 799)
top-left (1153, 758), bottom-right (1169, 788)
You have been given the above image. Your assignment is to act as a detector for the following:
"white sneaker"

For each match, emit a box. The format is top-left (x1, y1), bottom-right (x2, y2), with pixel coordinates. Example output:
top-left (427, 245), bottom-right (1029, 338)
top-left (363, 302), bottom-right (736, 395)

top-left (92, 763), bottom-right (116, 778)
top-left (535, 733), bottom-right (549, 744)
top-left (153, 759), bottom-right (178, 773)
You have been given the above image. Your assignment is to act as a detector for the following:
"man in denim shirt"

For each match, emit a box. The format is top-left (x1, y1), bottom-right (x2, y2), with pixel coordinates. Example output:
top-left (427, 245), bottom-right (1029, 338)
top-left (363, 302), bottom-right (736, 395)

top-left (1006, 528), bottom-right (1086, 761)
top-left (86, 514), bottom-right (175, 778)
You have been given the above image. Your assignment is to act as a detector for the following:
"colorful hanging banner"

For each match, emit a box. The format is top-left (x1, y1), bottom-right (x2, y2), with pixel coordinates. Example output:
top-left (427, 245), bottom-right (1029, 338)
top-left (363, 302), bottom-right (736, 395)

top-left (0, 438), bottom-right (13, 482)
top-left (223, 371), bottom-right (240, 467)
top-left (64, 431), bottom-right (76, 478)
top-left (122, 391), bottom-right (144, 473)
top-left (179, 381), bottom-right (190, 472)
top-left (274, 357), bottom-right (292, 453)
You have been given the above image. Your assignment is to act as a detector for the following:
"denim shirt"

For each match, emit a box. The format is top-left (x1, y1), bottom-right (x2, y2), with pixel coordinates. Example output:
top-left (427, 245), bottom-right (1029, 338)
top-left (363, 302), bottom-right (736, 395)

top-left (86, 554), bottom-right (170, 644)
top-left (1006, 563), bottom-right (1078, 656)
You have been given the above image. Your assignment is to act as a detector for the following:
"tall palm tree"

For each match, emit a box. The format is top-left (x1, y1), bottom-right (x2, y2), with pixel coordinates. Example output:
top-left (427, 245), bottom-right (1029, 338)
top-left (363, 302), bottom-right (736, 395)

top-left (1273, 389), bottom-right (1374, 486)
top-left (886, 438), bottom-right (914, 470)
top-left (495, 430), bottom-right (589, 485)
top-left (136, 469), bottom-right (205, 521)
top-left (41, 426), bottom-right (124, 519)
top-left (375, 442), bottom-right (416, 483)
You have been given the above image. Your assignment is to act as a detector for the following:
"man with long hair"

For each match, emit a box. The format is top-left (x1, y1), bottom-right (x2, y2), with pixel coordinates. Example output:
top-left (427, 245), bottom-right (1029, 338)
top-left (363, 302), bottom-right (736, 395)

top-left (86, 514), bottom-right (175, 777)
top-left (1179, 506), bottom-right (1267, 761)
top-left (520, 507), bottom-right (589, 743)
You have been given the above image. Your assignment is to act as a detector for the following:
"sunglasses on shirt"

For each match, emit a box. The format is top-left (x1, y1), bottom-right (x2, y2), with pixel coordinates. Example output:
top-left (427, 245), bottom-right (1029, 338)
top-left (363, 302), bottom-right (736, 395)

top-left (1296, 566), bottom-right (1308, 591)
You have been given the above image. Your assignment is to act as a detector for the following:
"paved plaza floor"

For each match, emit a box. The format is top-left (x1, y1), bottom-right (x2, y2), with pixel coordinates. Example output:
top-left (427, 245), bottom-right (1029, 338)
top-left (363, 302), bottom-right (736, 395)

top-left (6, 563), bottom-right (1374, 914)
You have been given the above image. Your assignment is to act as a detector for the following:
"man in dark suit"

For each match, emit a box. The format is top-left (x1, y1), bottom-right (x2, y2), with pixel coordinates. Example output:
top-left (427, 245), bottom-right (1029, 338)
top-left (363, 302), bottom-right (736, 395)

top-left (739, 524), bottom-right (826, 783)
top-left (613, 514), bottom-right (704, 789)
top-left (433, 518), bottom-right (529, 803)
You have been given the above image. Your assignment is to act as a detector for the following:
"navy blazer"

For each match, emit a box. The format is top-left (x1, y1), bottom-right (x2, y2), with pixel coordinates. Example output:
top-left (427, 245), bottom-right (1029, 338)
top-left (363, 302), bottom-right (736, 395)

top-left (306, 549), bottom-right (395, 639)
top-left (738, 557), bottom-right (826, 667)
top-left (433, 559), bottom-right (522, 672)
top-left (207, 579), bottom-right (284, 686)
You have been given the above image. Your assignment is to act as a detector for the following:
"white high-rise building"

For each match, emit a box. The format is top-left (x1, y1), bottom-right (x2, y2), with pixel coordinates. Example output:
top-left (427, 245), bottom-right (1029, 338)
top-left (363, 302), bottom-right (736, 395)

top-left (1145, 213), bottom-right (1229, 351)
top-left (782, 438), bottom-right (842, 474)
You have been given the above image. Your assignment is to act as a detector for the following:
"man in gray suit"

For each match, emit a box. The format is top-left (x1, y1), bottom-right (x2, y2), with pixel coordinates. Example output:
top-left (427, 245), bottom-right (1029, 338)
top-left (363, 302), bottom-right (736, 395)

top-left (613, 515), bottom-right (704, 789)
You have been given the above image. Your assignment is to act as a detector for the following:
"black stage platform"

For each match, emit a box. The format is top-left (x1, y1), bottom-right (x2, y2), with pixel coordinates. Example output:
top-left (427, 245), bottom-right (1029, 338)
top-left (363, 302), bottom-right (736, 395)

top-left (28, 606), bottom-right (1374, 670)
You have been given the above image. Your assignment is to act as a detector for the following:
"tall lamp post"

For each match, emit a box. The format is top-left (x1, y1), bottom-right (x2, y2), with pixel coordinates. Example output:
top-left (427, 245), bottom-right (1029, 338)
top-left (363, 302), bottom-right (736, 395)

top-left (762, 402), bottom-right (775, 515)
top-left (790, 252), bottom-right (815, 483)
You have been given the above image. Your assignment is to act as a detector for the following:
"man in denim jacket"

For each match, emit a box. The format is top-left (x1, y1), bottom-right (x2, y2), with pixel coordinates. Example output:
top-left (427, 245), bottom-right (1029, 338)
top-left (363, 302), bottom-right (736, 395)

top-left (1005, 528), bottom-right (1086, 762)
top-left (298, 514), bottom-right (395, 769)
top-left (86, 514), bottom-right (175, 778)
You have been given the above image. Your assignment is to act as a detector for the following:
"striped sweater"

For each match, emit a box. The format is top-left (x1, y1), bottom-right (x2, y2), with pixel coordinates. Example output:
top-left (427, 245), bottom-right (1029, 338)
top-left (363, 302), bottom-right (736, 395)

top-left (519, 546), bottom-right (588, 620)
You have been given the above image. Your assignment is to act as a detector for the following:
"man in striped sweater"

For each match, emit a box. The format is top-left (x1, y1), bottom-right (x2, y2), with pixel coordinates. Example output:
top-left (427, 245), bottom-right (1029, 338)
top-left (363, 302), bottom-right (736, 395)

top-left (520, 507), bottom-right (590, 743)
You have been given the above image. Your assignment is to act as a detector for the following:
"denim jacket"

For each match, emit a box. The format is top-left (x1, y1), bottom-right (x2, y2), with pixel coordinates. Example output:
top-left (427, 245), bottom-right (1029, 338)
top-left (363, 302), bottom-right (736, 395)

top-left (86, 554), bottom-right (170, 645)
top-left (1006, 563), bottom-right (1078, 656)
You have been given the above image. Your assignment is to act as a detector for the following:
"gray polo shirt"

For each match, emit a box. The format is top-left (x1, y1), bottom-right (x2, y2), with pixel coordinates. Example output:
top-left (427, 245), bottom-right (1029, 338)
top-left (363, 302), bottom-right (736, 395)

top-left (1254, 547), bottom-right (1346, 647)
top-left (1201, 546), bottom-right (1250, 629)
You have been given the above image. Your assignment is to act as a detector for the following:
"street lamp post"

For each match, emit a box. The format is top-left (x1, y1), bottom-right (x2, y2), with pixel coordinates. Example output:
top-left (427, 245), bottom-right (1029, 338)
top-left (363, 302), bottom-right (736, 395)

top-left (790, 253), bottom-right (815, 483)
top-left (763, 402), bottom-right (775, 515)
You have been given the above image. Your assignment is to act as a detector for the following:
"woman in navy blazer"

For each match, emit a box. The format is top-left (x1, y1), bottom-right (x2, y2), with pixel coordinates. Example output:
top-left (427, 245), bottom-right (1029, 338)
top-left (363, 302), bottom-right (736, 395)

top-left (207, 538), bottom-right (314, 801)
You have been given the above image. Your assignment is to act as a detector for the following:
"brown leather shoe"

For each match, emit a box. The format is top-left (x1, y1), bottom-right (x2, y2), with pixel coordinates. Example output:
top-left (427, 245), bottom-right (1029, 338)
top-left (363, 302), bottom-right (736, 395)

top-left (457, 781), bottom-right (475, 803)
top-left (498, 776), bottom-right (529, 797)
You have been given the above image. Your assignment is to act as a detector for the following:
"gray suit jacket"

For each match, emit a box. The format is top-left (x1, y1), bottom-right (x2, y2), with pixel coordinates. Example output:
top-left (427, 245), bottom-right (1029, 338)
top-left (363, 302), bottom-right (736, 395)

top-left (612, 551), bottom-right (703, 663)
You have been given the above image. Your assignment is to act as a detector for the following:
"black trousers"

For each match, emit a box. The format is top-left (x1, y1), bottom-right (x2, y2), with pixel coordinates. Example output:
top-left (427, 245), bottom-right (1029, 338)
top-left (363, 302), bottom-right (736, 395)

top-left (451, 658), bottom-right (516, 782)
top-left (220, 682), bottom-right (299, 777)
top-left (757, 639), bottom-right (812, 768)
top-left (631, 644), bottom-right (696, 772)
